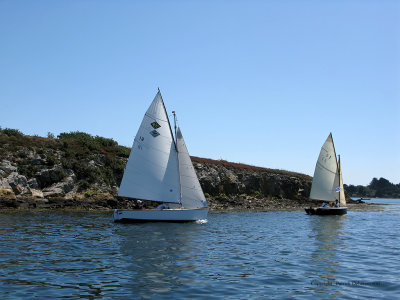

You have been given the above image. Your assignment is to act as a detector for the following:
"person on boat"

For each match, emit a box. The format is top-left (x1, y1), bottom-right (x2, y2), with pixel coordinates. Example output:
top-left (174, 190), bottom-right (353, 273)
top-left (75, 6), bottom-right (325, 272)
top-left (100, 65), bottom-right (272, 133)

top-left (335, 199), bottom-right (339, 207)
top-left (321, 202), bottom-right (329, 207)
top-left (156, 203), bottom-right (169, 210)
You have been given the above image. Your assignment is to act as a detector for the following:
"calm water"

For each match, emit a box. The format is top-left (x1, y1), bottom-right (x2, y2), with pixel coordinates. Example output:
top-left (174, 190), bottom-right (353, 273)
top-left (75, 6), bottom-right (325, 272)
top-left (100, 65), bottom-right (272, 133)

top-left (0, 199), bottom-right (399, 299)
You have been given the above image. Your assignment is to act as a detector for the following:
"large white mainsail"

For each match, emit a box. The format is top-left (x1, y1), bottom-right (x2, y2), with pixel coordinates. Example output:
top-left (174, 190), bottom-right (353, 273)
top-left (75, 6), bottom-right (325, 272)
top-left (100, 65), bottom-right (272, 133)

top-left (118, 91), bottom-right (181, 203)
top-left (176, 127), bottom-right (208, 209)
top-left (310, 133), bottom-right (343, 203)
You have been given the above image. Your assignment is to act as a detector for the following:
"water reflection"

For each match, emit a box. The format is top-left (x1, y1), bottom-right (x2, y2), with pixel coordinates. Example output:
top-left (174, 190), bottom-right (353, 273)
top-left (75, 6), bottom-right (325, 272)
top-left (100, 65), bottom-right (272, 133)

top-left (307, 215), bottom-right (347, 294)
top-left (112, 222), bottom-right (205, 298)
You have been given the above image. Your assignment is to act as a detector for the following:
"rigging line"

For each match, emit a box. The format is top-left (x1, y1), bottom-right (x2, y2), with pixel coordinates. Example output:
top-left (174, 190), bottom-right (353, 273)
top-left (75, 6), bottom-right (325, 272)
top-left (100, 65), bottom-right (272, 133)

top-left (315, 161), bottom-right (337, 175)
top-left (144, 113), bottom-right (170, 123)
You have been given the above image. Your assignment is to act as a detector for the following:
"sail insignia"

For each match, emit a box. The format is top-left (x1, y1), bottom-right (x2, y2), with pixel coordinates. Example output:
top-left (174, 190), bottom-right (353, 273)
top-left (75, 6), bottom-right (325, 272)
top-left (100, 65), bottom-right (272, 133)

top-left (151, 121), bottom-right (161, 129)
top-left (150, 130), bottom-right (160, 137)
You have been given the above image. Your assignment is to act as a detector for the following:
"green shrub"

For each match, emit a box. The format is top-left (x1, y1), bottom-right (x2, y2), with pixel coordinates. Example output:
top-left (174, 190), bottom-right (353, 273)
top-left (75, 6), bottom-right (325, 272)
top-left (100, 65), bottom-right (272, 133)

top-left (84, 189), bottom-right (97, 198)
top-left (254, 191), bottom-right (261, 198)
top-left (115, 145), bottom-right (130, 158)
top-left (2, 128), bottom-right (23, 138)
top-left (79, 180), bottom-right (91, 191)
top-left (46, 153), bottom-right (57, 166)
top-left (18, 164), bottom-right (39, 178)
top-left (94, 136), bottom-right (117, 147)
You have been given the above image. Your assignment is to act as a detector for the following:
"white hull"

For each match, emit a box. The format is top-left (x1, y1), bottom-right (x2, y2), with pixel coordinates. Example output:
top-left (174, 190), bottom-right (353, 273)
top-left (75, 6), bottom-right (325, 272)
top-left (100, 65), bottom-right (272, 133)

top-left (113, 207), bottom-right (208, 222)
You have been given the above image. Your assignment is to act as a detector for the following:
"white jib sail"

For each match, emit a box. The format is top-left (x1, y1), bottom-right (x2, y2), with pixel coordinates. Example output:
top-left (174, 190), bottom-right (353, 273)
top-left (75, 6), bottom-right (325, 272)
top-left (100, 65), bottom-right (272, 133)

top-left (118, 91), bottom-right (181, 203)
top-left (310, 133), bottom-right (341, 202)
top-left (176, 127), bottom-right (208, 209)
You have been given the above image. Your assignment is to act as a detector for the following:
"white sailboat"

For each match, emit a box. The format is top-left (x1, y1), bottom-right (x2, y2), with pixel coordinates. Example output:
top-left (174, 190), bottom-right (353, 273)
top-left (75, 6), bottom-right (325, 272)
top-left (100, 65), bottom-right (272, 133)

top-left (113, 90), bottom-right (208, 222)
top-left (305, 133), bottom-right (347, 215)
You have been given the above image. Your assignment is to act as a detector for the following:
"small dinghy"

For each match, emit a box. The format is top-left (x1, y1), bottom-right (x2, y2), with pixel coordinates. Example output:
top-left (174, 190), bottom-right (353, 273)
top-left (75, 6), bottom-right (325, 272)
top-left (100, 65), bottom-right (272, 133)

top-left (305, 133), bottom-right (347, 216)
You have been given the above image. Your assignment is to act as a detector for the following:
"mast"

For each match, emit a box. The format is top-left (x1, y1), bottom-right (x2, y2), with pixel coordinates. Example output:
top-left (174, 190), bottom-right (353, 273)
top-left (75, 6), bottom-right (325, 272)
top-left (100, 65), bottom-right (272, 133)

top-left (330, 133), bottom-right (338, 163)
top-left (158, 88), bottom-right (178, 152)
top-left (173, 111), bottom-right (177, 144)
top-left (158, 89), bottom-right (182, 205)
top-left (173, 111), bottom-right (183, 206)
top-left (331, 132), bottom-right (340, 204)
top-left (338, 155), bottom-right (341, 207)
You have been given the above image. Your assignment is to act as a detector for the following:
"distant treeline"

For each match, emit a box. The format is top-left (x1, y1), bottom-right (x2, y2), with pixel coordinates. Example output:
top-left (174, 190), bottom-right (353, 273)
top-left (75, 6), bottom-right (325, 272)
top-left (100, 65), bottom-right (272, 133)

top-left (344, 178), bottom-right (400, 199)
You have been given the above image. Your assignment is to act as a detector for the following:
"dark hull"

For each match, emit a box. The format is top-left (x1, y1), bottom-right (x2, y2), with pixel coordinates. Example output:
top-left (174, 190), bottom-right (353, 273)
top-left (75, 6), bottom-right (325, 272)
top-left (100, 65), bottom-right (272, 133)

top-left (305, 207), bottom-right (347, 215)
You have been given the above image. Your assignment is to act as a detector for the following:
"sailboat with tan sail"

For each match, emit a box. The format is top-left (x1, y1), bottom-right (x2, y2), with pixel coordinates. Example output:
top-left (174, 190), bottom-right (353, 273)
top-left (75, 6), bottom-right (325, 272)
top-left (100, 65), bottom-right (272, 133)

top-left (305, 133), bottom-right (347, 215)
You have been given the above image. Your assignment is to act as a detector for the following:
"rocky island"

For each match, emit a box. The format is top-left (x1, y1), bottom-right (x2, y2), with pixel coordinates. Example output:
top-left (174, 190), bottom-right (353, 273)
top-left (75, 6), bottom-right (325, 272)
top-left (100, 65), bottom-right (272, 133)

top-left (0, 128), bottom-right (355, 211)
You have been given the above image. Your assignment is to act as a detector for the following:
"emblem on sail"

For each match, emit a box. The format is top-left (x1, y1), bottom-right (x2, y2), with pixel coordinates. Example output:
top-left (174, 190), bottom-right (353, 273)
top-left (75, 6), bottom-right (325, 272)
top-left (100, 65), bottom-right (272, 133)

top-left (150, 130), bottom-right (160, 137)
top-left (151, 121), bottom-right (161, 129)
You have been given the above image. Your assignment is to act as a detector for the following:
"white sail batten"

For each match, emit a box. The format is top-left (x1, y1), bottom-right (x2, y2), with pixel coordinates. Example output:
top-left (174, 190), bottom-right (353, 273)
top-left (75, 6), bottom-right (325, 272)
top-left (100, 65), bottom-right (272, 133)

top-left (310, 134), bottom-right (342, 202)
top-left (176, 127), bottom-right (208, 209)
top-left (118, 92), bottom-right (181, 203)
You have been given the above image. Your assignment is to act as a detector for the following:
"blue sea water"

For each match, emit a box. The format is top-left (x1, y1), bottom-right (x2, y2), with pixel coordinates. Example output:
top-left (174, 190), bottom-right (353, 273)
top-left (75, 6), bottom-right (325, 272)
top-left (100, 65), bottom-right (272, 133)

top-left (0, 199), bottom-right (399, 299)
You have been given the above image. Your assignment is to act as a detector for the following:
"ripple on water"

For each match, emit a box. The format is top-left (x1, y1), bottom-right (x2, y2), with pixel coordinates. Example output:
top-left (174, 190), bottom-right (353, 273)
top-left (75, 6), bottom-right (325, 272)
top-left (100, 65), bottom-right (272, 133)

top-left (0, 206), bottom-right (399, 299)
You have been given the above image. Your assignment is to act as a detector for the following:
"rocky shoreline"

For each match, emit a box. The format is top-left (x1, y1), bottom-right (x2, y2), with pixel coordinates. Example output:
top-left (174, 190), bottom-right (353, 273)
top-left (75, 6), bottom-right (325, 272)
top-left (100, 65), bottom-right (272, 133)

top-left (0, 193), bottom-right (364, 212)
top-left (1, 131), bottom-right (361, 212)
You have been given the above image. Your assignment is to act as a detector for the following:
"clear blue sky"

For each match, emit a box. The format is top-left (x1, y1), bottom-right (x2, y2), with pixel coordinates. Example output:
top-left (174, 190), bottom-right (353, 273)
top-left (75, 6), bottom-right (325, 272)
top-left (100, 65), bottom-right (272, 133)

top-left (1, 0), bottom-right (399, 186)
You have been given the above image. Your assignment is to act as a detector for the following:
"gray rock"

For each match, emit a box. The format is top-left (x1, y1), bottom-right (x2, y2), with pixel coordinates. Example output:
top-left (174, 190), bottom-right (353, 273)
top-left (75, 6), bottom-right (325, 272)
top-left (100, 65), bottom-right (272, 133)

top-left (0, 178), bottom-right (12, 189)
top-left (35, 165), bottom-right (66, 188)
top-left (193, 161), bottom-right (311, 200)
top-left (6, 172), bottom-right (29, 195)
top-left (28, 178), bottom-right (40, 189)
top-left (42, 186), bottom-right (65, 197)
top-left (42, 173), bottom-right (76, 197)
top-left (29, 188), bottom-right (44, 198)
top-left (0, 160), bottom-right (17, 173)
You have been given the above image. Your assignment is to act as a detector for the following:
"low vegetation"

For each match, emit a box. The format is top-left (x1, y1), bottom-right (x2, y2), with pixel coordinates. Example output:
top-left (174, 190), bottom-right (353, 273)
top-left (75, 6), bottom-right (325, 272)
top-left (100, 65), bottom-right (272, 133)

top-left (0, 127), bottom-right (130, 189)
top-left (191, 156), bottom-right (312, 181)
top-left (1, 126), bottom-right (397, 199)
